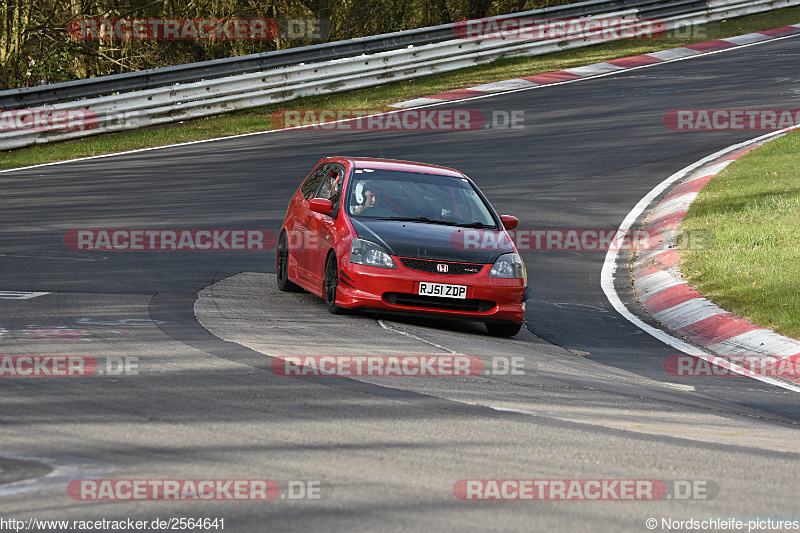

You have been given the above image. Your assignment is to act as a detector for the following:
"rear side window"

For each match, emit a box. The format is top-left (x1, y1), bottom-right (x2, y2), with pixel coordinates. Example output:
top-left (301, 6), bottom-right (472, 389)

top-left (300, 165), bottom-right (327, 199)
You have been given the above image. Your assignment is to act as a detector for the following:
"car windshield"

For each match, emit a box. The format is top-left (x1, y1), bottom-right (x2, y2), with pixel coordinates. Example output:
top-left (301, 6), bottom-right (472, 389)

top-left (347, 169), bottom-right (498, 228)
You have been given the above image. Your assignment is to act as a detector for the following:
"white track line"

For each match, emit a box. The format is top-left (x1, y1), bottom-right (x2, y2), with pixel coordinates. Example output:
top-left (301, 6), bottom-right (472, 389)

top-left (377, 319), bottom-right (462, 355)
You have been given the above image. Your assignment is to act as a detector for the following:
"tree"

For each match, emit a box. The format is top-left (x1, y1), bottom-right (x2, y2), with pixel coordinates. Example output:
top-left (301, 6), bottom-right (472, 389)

top-left (0, 0), bottom-right (579, 90)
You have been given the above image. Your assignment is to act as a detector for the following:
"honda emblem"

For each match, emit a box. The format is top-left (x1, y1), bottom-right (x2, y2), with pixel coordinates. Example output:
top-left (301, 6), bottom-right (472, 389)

top-left (436, 263), bottom-right (449, 273)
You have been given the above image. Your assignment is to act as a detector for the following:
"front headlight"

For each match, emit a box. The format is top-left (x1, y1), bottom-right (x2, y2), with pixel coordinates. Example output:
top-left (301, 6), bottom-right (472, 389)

top-left (489, 253), bottom-right (526, 280)
top-left (350, 238), bottom-right (396, 269)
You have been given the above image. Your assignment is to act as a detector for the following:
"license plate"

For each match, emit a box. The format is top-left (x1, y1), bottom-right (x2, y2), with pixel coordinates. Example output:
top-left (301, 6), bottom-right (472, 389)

top-left (418, 282), bottom-right (467, 299)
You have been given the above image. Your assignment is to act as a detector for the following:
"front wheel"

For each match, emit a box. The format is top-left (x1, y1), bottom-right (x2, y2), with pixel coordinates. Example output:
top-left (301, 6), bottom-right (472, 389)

top-left (324, 252), bottom-right (344, 314)
top-left (485, 321), bottom-right (522, 337)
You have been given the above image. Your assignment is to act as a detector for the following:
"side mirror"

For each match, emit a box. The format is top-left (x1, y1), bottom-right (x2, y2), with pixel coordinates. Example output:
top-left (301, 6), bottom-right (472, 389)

top-left (310, 198), bottom-right (334, 215)
top-left (500, 215), bottom-right (518, 230)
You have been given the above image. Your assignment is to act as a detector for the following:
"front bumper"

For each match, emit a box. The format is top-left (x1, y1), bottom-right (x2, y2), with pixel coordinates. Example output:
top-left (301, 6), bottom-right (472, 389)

top-left (335, 257), bottom-right (526, 324)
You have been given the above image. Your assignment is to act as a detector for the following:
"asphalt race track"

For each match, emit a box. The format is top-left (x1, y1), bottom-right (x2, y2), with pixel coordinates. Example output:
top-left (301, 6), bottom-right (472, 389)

top-left (2, 35), bottom-right (800, 531)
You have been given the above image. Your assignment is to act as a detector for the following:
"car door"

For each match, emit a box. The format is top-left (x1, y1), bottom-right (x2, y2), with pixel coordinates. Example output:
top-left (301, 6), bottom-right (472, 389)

top-left (306, 163), bottom-right (345, 286)
top-left (292, 164), bottom-right (328, 283)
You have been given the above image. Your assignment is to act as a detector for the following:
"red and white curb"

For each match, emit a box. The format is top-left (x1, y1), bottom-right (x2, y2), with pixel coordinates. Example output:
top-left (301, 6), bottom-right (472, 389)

top-left (603, 125), bottom-right (800, 390)
top-left (391, 25), bottom-right (800, 108)
top-left (632, 138), bottom-right (800, 364)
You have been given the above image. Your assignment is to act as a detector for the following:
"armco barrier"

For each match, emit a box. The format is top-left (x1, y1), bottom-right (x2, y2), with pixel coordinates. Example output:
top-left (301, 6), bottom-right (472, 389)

top-left (0, 0), bottom-right (685, 109)
top-left (1, 0), bottom-right (798, 149)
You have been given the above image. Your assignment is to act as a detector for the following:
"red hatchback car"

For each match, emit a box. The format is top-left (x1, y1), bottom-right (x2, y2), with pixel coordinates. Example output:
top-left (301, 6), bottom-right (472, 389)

top-left (276, 157), bottom-right (528, 336)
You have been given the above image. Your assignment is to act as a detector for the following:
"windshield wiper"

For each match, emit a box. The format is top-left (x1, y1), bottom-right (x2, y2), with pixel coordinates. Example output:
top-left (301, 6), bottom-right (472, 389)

top-left (453, 221), bottom-right (496, 229)
top-left (374, 216), bottom-right (458, 226)
top-left (375, 217), bottom-right (497, 229)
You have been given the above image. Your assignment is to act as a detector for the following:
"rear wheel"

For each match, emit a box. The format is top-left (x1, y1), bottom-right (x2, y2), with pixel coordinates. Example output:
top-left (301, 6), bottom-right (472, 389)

top-left (485, 321), bottom-right (522, 337)
top-left (276, 232), bottom-right (302, 292)
top-left (324, 252), bottom-right (344, 314)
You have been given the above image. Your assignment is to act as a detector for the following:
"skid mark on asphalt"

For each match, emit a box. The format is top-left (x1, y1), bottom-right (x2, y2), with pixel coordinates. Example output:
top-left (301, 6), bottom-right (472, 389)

top-left (0, 451), bottom-right (111, 498)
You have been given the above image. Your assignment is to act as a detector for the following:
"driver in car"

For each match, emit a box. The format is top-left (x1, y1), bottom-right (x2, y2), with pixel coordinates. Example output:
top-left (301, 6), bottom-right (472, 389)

top-left (354, 184), bottom-right (381, 214)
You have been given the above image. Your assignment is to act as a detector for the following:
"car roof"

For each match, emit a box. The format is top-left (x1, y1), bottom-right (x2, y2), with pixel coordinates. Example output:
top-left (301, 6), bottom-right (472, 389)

top-left (334, 157), bottom-right (465, 178)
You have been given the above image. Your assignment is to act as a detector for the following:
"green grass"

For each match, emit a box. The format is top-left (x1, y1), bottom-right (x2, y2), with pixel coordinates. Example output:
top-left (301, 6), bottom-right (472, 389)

top-left (3, 5), bottom-right (800, 170)
top-left (680, 131), bottom-right (800, 339)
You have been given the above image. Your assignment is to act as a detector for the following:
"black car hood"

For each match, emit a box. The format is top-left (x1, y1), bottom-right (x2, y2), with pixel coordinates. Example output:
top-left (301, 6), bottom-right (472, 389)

top-left (350, 218), bottom-right (511, 264)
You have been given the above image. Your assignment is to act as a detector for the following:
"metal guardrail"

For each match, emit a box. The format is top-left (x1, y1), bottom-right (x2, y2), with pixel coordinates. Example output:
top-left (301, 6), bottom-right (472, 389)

top-left (0, 0), bottom-right (701, 109)
top-left (1, 0), bottom-right (798, 149)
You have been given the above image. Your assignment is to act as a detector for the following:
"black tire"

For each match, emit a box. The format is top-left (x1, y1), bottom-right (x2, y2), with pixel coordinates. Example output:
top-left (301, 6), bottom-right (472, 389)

top-left (324, 252), bottom-right (344, 314)
top-left (276, 232), bottom-right (302, 292)
top-left (485, 321), bottom-right (523, 337)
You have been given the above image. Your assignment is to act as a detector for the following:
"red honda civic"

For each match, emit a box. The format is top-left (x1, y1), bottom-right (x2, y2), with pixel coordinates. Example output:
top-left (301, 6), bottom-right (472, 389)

top-left (276, 157), bottom-right (528, 336)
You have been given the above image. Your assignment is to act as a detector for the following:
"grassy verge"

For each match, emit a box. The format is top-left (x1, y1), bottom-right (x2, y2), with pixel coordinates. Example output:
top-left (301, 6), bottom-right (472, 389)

top-left (3, 5), bottom-right (800, 170)
top-left (680, 130), bottom-right (800, 339)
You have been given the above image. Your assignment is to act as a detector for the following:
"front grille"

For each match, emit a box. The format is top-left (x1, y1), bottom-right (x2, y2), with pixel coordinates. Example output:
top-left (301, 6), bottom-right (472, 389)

top-left (383, 292), bottom-right (495, 312)
top-left (400, 258), bottom-right (483, 275)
